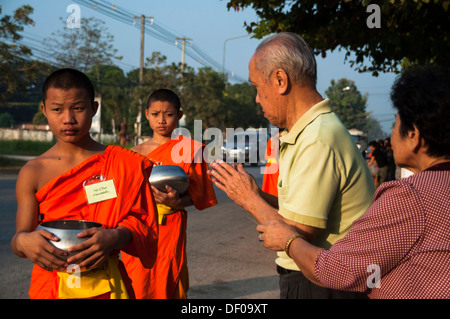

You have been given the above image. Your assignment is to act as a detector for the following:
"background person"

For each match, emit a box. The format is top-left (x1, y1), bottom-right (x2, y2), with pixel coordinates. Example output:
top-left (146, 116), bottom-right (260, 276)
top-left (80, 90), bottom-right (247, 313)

top-left (384, 138), bottom-right (396, 181)
top-left (369, 140), bottom-right (388, 186)
top-left (261, 131), bottom-right (280, 197)
top-left (366, 144), bottom-right (379, 187)
top-left (257, 65), bottom-right (450, 299)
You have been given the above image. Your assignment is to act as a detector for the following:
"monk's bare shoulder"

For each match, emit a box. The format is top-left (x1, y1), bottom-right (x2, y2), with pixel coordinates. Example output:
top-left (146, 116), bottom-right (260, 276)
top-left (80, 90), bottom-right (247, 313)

top-left (131, 139), bottom-right (160, 156)
top-left (130, 143), bottom-right (146, 155)
top-left (18, 148), bottom-right (69, 191)
top-left (16, 153), bottom-right (49, 193)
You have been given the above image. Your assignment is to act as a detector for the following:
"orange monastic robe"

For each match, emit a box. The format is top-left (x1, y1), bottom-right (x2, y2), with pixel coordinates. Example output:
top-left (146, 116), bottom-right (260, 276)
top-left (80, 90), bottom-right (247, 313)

top-left (29, 145), bottom-right (158, 299)
top-left (121, 136), bottom-right (217, 299)
top-left (261, 135), bottom-right (279, 197)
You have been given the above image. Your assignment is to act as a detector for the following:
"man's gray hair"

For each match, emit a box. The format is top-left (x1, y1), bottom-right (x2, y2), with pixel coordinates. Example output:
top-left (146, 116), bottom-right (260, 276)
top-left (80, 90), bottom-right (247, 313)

top-left (255, 32), bottom-right (317, 86)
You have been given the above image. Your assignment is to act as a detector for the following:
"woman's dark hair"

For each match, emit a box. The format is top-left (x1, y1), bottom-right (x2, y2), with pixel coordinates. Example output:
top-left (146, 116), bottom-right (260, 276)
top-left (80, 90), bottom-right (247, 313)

top-left (42, 68), bottom-right (95, 104)
top-left (146, 89), bottom-right (181, 111)
top-left (390, 65), bottom-right (450, 157)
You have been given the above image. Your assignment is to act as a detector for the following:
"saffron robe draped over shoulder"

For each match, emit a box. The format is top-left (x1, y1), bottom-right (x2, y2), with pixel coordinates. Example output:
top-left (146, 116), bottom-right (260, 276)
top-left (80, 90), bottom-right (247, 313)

top-left (29, 145), bottom-right (159, 299)
top-left (121, 136), bottom-right (217, 299)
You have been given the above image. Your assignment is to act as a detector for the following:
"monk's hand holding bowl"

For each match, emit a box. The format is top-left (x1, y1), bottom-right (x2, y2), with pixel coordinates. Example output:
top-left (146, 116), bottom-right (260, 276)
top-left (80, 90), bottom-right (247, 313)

top-left (67, 226), bottom-right (131, 270)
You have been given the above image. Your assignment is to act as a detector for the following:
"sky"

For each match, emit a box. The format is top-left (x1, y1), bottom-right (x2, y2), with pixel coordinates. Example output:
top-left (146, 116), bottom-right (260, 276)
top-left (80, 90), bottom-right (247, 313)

top-left (2, 0), bottom-right (398, 133)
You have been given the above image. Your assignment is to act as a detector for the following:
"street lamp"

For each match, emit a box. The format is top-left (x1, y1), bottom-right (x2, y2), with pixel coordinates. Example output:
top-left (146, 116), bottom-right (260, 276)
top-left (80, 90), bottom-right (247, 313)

top-left (222, 34), bottom-right (250, 76)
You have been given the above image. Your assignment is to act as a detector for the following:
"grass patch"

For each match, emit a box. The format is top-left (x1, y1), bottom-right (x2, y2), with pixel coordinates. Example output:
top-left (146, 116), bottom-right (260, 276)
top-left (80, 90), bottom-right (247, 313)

top-left (0, 140), bottom-right (54, 156)
top-left (0, 155), bottom-right (27, 173)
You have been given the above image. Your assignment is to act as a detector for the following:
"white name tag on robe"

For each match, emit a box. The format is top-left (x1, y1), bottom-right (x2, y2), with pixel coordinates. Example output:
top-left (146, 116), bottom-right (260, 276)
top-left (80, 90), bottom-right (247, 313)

top-left (84, 179), bottom-right (117, 204)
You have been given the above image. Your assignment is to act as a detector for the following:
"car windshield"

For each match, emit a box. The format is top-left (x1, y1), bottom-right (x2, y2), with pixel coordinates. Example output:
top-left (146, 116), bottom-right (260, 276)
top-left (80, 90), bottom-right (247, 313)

top-left (232, 135), bottom-right (250, 147)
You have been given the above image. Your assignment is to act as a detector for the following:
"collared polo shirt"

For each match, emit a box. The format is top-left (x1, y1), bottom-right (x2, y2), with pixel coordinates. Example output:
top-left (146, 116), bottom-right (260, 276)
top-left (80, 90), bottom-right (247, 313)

top-left (276, 99), bottom-right (375, 271)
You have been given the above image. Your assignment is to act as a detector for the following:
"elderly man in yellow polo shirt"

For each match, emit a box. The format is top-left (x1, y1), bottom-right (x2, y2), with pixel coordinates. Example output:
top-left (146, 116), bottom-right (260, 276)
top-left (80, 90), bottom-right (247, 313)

top-left (209, 32), bottom-right (375, 299)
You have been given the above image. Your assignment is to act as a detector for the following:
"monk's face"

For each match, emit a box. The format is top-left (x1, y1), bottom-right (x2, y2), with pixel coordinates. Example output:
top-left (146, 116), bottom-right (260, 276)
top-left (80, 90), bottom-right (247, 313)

top-left (145, 101), bottom-right (183, 138)
top-left (41, 87), bottom-right (98, 144)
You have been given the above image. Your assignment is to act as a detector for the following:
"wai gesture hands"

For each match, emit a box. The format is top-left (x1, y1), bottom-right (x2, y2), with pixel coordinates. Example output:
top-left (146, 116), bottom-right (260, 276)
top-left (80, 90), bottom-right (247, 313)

top-left (208, 160), bottom-right (260, 210)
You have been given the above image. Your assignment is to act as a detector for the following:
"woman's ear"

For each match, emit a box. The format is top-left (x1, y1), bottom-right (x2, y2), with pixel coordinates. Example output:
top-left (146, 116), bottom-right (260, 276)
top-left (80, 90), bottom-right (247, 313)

top-left (408, 125), bottom-right (422, 153)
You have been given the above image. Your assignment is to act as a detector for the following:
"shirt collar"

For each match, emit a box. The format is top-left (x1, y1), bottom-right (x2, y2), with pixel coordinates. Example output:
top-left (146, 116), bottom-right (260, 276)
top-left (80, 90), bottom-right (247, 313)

top-left (424, 161), bottom-right (450, 171)
top-left (280, 99), bottom-right (331, 145)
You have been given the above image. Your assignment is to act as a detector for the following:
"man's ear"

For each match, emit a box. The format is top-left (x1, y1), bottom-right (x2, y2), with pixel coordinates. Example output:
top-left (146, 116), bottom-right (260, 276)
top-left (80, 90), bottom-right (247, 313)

top-left (178, 109), bottom-right (183, 120)
top-left (92, 100), bottom-right (99, 116)
top-left (274, 68), bottom-right (289, 95)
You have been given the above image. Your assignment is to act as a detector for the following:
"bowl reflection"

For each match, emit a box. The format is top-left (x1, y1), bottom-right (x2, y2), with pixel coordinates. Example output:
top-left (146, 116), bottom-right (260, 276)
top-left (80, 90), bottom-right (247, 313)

top-left (37, 220), bottom-right (102, 258)
top-left (149, 165), bottom-right (189, 194)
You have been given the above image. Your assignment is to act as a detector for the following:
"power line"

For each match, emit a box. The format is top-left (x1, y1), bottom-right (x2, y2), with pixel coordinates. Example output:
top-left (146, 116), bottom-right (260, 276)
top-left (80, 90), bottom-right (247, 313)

top-left (72, 0), bottom-right (247, 82)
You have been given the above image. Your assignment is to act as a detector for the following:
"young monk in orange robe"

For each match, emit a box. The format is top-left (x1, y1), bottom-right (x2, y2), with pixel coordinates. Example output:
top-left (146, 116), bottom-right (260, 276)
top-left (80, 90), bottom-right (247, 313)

top-left (121, 89), bottom-right (217, 299)
top-left (11, 69), bottom-right (158, 299)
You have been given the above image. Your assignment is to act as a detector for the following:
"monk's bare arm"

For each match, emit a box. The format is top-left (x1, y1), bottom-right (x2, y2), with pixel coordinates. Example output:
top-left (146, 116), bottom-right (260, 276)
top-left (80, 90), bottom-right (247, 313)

top-left (11, 163), bottom-right (68, 271)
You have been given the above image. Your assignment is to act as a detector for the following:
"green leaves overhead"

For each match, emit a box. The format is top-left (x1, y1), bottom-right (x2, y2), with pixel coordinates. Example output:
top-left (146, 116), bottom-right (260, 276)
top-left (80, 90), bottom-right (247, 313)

top-left (226, 0), bottom-right (449, 75)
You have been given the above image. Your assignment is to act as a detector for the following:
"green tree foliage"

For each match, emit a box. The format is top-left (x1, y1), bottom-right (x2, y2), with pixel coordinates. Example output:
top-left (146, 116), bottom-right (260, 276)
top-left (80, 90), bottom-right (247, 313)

top-left (128, 52), bottom-right (187, 136)
top-left (46, 17), bottom-right (122, 72)
top-left (87, 65), bottom-right (130, 133)
top-left (185, 67), bottom-right (227, 130)
top-left (225, 82), bottom-right (266, 128)
top-left (127, 53), bottom-right (267, 138)
top-left (0, 5), bottom-right (43, 102)
top-left (366, 115), bottom-right (386, 141)
top-left (325, 78), bottom-right (386, 138)
top-left (0, 112), bottom-right (14, 127)
top-left (325, 78), bottom-right (368, 131)
top-left (1, 7), bottom-right (268, 138)
top-left (226, 0), bottom-right (450, 75)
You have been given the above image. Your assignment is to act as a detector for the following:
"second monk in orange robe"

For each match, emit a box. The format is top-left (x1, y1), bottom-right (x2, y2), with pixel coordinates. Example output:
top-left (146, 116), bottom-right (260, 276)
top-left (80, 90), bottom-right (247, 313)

top-left (122, 89), bottom-right (217, 298)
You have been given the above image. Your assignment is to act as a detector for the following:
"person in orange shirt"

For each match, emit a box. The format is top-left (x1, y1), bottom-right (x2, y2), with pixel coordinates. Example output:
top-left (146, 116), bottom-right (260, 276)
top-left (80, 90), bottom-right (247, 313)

top-left (261, 132), bottom-right (280, 197)
top-left (121, 89), bottom-right (217, 299)
top-left (10, 68), bottom-right (158, 299)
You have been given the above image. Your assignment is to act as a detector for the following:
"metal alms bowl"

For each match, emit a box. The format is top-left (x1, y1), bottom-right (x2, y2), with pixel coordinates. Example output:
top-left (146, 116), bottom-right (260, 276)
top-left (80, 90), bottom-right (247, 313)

top-left (149, 165), bottom-right (189, 194)
top-left (36, 220), bottom-right (102, 257)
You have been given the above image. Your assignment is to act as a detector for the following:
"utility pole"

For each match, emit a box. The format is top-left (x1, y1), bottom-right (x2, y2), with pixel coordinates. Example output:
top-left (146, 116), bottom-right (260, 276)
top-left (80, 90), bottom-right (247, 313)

top-left (176, 37), bottom-right (192, 72)
top-left (133, 15), bottom-right (152, 143)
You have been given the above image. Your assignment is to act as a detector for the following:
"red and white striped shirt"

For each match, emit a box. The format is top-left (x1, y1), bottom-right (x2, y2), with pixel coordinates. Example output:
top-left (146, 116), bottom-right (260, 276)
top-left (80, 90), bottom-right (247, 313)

top-left (314, 162), bottom-right (450, 299)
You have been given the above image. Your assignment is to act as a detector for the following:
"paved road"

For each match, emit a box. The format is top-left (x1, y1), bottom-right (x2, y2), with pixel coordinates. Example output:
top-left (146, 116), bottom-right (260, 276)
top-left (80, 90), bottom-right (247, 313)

top-left (0, 165), bottom-right (280, 299)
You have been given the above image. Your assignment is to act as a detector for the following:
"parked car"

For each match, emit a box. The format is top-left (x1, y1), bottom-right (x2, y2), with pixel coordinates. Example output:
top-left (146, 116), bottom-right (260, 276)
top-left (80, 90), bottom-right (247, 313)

top-left (222, 130), bottom-right (268, 166)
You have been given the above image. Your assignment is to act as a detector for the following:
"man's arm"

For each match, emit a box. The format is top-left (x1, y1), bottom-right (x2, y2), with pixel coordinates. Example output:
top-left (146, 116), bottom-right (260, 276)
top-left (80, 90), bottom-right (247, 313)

top-left (208, 161), bottom-right (321, 241)
top-left (257, 219), bottom-right (324, 285)
top-left (260, 190), bottom-right (278, 209)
